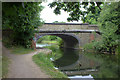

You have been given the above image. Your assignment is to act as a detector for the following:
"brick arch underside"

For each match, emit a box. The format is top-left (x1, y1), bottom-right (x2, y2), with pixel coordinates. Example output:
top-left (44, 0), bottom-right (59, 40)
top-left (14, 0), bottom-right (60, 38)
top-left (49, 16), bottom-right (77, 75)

top-left (36, 33), bottom-right (80, 49)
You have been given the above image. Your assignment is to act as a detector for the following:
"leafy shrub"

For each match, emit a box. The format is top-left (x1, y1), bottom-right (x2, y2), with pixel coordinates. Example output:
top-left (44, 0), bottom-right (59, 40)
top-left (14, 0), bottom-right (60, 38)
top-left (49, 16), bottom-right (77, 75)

top-left (85, 2), bottom-right (120, 54)
top-left (97, 2), bottom-right (120, 54)
top-left (2, 2), bottom-right (43, 48)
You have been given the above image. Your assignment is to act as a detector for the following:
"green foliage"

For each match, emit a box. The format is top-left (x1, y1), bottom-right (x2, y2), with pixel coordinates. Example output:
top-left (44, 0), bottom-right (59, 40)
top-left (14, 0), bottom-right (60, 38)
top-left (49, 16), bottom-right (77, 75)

top-left (53, 21), bottom-right (66, 23)
top-left (2, 36), bottom-right (13, 48)
top-left (97, 2), bottom-right (120, 54)
top-left (48, 2), bottom-right (103, 22)
top-left (37, 35), bottom-right (63, 45)
top-left (49, 36), bottom-right (58, 40)
top-left (45, 45), bottom-right (59, 52)
top-left (116, 45), bottom-right (120, 54)
top-left (2, 2), bottom-right (44, 48)
top-left (37, 35), bottom-right (58, 43)
top-left (84, 52), bottom-right (119, 78)
top-left (44, 43), bottom-right (64, 61)
top-left (58, 40), bottom-right (64, 48)
top-left (83, 8), bottom-right (100, 24)
top-left (37, 35), bottom-right (64, 48)
top-left (84, 41), bottom-right (103, 52)
top-left (84, 2), bottom-right (120, 54)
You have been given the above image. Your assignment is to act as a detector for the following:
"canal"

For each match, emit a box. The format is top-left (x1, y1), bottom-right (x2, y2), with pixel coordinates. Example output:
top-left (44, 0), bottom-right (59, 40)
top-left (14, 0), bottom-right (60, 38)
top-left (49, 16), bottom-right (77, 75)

top-left (36, 43), bottom-right (119, 79)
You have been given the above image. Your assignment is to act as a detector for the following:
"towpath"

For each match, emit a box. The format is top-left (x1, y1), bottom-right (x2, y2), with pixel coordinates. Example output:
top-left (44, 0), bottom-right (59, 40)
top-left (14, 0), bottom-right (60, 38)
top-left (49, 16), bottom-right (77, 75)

top-left (3, 45), bottom-right (50, 78)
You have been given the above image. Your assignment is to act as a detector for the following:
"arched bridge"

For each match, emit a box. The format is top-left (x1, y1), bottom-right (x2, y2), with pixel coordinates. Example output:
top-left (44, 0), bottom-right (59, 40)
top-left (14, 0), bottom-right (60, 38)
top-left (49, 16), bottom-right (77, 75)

top-left (35, 23), bottom-right (100, 48)
top-left (36, 33), bottom-right (80, 48)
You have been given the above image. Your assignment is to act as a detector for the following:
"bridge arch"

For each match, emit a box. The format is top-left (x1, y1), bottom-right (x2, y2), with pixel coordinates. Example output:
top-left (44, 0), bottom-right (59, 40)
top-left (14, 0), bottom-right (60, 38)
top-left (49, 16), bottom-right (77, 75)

top-left (36, 33), bottom-right (80, 49)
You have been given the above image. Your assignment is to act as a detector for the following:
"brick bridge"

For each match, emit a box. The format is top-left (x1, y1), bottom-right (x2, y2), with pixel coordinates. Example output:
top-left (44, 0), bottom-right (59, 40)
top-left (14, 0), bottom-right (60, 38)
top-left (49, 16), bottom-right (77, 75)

top-left (35, 23), bottom-right (100, 49)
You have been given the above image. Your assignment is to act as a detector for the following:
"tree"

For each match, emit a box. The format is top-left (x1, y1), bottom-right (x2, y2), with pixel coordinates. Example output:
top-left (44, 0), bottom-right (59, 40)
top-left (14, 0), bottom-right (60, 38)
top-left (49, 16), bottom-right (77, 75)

top-left (83, 7), bottom-right (100, 24)
top-left (53, 21), bottom-right (66, 23)
top-left (48, 2), bottom-right (103, 22)
top-left (96, 2), bottom-right (120, 54)
top-left (2, 2), bottom-right (44, 48)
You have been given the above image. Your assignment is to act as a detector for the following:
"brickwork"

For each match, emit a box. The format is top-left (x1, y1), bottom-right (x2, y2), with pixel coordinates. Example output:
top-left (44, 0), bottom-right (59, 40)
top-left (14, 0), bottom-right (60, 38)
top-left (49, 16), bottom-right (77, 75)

top-left (2, 23), bottom-right (100, 48)
top-left (38, 23), bottom-right (100, 47)
top-left (37, 23), bottom-right (100, 47)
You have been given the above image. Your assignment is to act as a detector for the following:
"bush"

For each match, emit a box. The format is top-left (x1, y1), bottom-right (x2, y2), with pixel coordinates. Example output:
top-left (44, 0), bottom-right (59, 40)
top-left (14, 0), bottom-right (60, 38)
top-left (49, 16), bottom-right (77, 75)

top-left (97, 2), bottom-right (120, 54)
top-left (2, 2), bottom-right (43, 48)
top-left (85, 2), bottom-right (120, 54)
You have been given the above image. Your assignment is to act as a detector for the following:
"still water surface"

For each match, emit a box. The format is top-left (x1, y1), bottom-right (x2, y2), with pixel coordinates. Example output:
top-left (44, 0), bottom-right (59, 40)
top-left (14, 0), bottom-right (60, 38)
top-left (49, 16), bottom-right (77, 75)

top-left (36, 44), bottom-right (118, 79)
top-left (52, 48), bottom-right (99, 79)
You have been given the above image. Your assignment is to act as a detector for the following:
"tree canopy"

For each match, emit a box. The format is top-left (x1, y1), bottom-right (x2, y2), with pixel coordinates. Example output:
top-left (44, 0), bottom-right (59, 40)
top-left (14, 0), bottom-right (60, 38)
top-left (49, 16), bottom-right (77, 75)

top-left (53, 21), bottom-right (66, 23)
top-left (49, 1), bottom-right (120, 54)
top-left (97, 2), bottom-right (120, 53)
top-left (2, 2), bottom-right (43, 48)
top-left (48, 2), bottom-right (103, 22)
top-left (85, 2), bottom-right (120, 54)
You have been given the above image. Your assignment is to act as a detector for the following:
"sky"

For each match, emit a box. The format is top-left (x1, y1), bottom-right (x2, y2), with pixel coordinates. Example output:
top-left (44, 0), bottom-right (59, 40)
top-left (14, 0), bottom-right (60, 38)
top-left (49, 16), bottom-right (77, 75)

top-left (40, 1), bottom-right (83, 23)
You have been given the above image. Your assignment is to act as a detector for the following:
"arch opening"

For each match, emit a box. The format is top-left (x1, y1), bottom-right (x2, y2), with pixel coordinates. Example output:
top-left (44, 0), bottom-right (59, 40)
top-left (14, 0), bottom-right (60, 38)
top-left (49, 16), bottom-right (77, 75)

top-left (36, 35), bottom-right (63, 48)
top-left (36, 33), bottom-right (80, 49)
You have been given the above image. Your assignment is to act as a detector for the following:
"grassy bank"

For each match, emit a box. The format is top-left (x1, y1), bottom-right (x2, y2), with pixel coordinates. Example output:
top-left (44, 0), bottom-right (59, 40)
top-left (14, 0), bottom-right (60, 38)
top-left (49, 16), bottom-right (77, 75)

top-left (44, 45), bottom-right (63, 61)
top-left (32, 52), bottom-right (68, 78)
top-left (2, 56), bottom-right (10, 78)
top-left (9, 46), bottom-right (34, 54)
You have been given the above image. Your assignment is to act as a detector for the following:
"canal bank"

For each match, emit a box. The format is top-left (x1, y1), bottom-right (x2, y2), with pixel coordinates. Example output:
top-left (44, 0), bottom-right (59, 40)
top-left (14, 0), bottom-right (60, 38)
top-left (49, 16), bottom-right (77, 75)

top-left (35, 43), bottom-right (119, 79)
top-left (33, 44), bottom-right (69, 78)
top-left (2, 45), bottom-right (51, 78)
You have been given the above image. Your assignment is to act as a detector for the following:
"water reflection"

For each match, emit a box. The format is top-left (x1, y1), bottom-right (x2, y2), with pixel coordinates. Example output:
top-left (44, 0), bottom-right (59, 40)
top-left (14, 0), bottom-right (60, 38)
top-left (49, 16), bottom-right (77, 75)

top-left (37, 43), bottom-right (119, 78)
top-left (53, 48), bottom-right (118, 78)
top-left (53, 48), bottom-right (79, 67)
top-left (52, 48), bottom-right (100, 77)
top-left (68, 75), bottom-right (94, 80)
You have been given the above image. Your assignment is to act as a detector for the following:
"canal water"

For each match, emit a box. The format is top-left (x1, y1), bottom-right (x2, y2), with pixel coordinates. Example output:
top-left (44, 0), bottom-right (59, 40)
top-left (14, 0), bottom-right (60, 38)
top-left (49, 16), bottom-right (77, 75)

top-left (52, 48), bottom-right (99, 79)
top-left (36, 43), bottom-right (119, 79)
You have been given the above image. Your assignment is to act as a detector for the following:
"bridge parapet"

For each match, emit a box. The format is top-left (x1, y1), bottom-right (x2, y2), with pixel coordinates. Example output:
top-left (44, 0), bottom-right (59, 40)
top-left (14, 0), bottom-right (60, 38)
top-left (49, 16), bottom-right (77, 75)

top-left (38, 23), bottom-right (99, 31)
top-left (36, 23), bottom-right (100, 48)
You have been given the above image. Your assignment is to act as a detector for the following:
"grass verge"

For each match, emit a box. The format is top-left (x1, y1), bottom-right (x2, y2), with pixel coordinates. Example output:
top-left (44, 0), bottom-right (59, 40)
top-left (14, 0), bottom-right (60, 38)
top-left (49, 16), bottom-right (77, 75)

top-left (41, 41), bottom-right (59, 44)
top-left (2, 56), bottom-right (10, 78)
top-left (32, 52), bottom-right (68, 78)
top-left (44, 45), bottom-right (63, 61)
top-left (9, 46), bottom-right (34, 54)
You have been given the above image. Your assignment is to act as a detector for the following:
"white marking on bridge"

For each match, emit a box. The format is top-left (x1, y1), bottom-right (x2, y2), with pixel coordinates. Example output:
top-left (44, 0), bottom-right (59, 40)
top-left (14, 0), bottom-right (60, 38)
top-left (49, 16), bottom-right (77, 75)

top-left (35, 29), bottom-right (100, 34)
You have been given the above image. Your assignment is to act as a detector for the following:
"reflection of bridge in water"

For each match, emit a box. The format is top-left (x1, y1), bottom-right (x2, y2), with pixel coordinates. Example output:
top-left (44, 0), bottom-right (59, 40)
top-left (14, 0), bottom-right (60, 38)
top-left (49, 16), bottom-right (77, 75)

top-left (59, 53), bottom-right (100, 70)
top-left (63, 69), bottom-right (98, 76)
top-left (35, 23), bottom-right (101, 75)
top-left (54, 49), bottom-right (100, 75)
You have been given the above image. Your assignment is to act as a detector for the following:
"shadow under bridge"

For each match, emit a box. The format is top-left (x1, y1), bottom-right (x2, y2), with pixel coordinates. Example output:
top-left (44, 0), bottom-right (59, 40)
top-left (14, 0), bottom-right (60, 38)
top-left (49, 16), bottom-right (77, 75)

top-left (36, 33), bottom-right (80, 49)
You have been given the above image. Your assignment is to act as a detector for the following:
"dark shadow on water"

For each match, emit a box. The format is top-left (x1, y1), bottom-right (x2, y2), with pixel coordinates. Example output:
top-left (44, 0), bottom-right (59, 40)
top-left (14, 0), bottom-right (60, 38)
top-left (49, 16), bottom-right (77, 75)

top-left (53, 48), bottom-right (79, 67)
top-left (52, 46), bottom-right (119, 78)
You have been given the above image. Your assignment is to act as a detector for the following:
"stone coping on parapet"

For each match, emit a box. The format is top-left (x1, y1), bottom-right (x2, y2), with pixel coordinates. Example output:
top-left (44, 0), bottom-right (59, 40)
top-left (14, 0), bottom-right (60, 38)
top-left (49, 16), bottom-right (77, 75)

top-left (44, 23), bottom-right (89, 25)
top-left (44, 23), bottom-right (98, 27)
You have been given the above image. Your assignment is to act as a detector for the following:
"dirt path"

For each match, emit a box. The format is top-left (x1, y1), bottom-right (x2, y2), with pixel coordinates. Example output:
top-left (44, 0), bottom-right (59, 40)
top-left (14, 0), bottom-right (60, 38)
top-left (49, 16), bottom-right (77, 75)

top-left (3, 46), bottom-right (50, 78)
